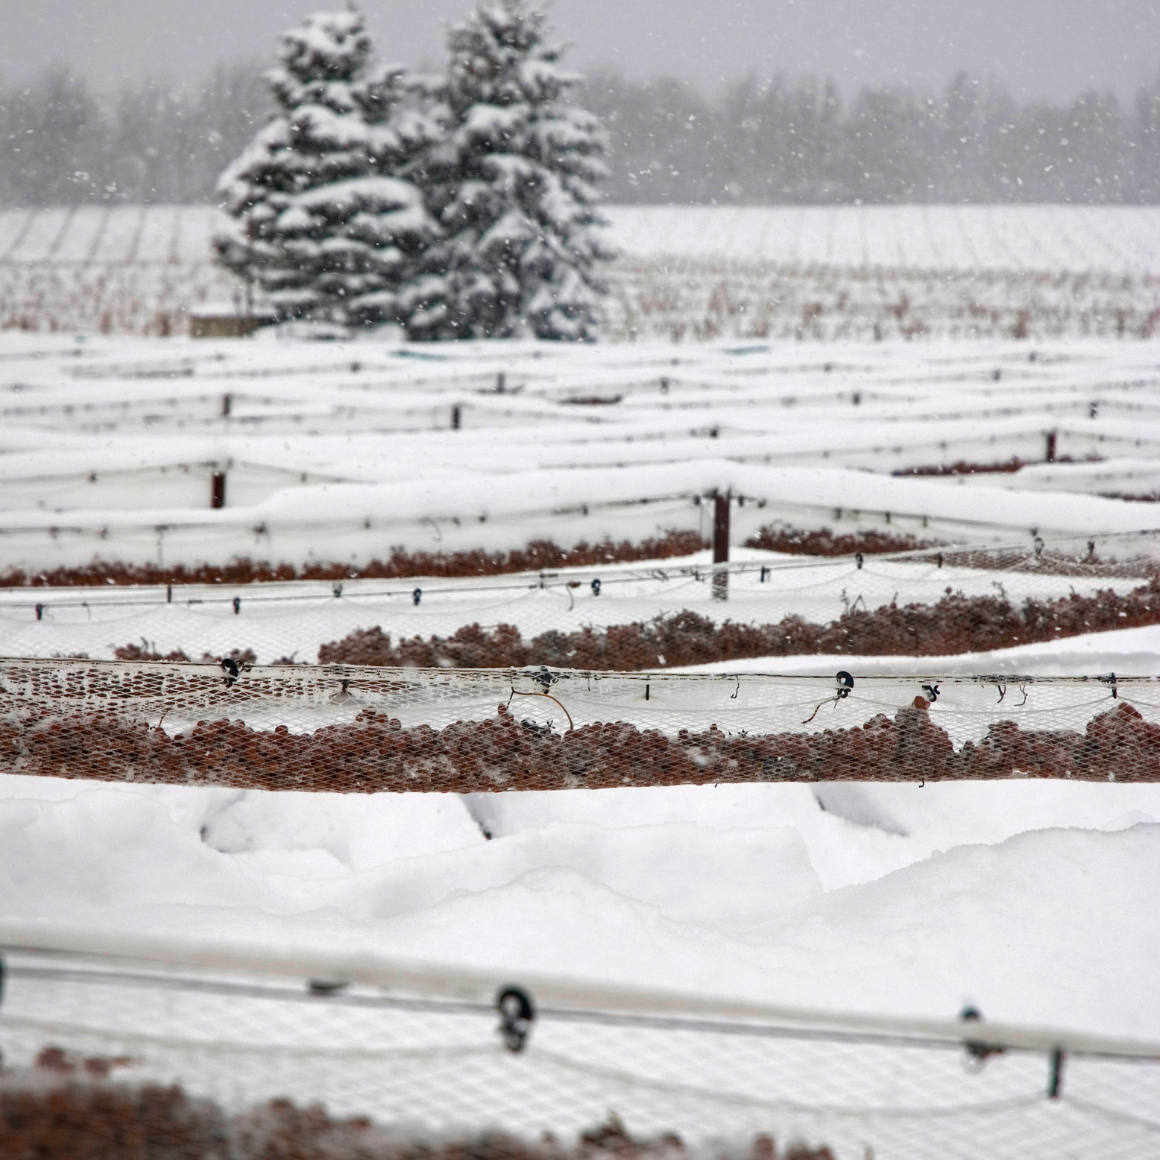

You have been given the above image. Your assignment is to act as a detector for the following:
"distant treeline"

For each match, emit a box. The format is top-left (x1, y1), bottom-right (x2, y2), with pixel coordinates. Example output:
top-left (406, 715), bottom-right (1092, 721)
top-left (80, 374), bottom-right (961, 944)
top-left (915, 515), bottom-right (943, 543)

top-left (583, 72), bottom-right (1160, 205)
top-left (3, 64), bottom-right (1160, 206)
top-left (0, 65), bottom-right (268, 206)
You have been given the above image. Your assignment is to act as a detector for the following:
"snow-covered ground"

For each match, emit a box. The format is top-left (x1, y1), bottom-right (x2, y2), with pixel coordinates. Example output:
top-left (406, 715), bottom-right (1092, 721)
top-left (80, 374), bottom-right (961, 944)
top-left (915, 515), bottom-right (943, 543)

top-left (7, 204), bottom-right (1160, 279)
top-left (4, 204), bottom-right (1160, 338)
top-left (2, 329), bottom-right (1160, 1153)
top-left (1, 772), bottom-right (1157, 1041)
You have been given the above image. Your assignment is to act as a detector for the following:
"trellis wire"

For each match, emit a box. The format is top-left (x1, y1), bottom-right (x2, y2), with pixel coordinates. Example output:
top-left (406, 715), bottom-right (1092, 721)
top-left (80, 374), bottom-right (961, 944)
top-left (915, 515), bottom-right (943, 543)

top-left (1, 927), bottom-right (1157, 1159)
top-left (3, 528), bottom-right (1157, 619)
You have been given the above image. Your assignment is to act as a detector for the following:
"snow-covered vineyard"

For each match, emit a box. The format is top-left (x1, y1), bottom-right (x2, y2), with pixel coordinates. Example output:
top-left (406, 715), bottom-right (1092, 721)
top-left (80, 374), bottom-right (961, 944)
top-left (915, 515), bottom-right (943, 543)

top-left (4, 0), bottom-right (1160, 1149)
top-left (3, 203), bottom-right (1160, 339)
top-left (3, 329), bottom-right (1160, 1160)
top-left (4, 333), bottom-right (1160, 576)
top-left (5, 333), bottom-right (1160, 779)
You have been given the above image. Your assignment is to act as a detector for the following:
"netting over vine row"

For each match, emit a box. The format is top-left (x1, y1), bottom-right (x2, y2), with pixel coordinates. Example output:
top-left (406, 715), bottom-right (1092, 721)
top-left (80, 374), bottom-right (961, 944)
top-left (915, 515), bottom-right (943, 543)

top-left (1, 933), bottom-right (1158, 1160)
top-left (3, 655), bottom-right (1158, 789)
top-left (5, 530), bottom-right (1160, 679)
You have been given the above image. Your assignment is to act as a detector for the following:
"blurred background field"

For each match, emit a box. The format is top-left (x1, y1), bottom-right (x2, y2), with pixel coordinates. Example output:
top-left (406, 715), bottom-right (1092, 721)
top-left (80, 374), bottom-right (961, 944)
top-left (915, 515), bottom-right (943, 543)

top-left (3, 203), bottom-right (1160, 340)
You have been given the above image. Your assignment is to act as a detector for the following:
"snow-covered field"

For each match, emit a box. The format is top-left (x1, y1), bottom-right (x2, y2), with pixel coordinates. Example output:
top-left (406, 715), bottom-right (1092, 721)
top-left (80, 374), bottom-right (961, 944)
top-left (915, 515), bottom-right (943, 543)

top-left (2, 329), bottom-right (1160, 1153)
top-left (4, 332), bottom-right (1160, 575)
top-left (3, 203), bottom-right (1160, 339)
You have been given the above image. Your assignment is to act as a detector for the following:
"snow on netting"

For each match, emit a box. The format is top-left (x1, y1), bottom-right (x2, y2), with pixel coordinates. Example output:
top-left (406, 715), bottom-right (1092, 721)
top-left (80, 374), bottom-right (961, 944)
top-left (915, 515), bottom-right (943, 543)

top-left (6, 337), bottom-right (1160, 585)
top-left (2, 651), bottom-right (1158, 789)
top-left (1, 942), bottom-right (1158, 1160)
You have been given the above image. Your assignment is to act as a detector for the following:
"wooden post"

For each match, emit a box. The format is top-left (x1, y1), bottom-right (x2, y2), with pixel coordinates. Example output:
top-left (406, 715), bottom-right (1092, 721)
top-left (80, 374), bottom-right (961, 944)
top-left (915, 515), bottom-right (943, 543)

top-left (1048, 1050), bottom-right (1065, 1099)
top-left (211, 472), bottom-right (226, 509)
top-left (713, 491), bottom-right (730, 601)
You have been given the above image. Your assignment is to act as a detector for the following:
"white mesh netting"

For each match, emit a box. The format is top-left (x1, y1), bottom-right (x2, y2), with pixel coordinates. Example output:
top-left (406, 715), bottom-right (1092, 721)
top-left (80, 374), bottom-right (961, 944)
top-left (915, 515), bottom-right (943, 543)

top-left (1, 654), bottom-right (1156, 790)
top-left (1, 942), bottom-right (1157, 1160)
top-left (6, 532), bottom-right (1159, 670)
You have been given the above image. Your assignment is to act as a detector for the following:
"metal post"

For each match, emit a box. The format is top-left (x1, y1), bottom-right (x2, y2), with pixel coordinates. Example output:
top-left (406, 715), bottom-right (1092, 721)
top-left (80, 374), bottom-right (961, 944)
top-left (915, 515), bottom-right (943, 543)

top-left (1046, 431), bottom-right (1057, 462)
top-left (1048, 1049), bottom-right (1065, 1098)
top-left (451, 404), bottom-right (461, 429)
top-left (713, 491), bottom-right (730, 601)
top-left (221, 393), bottom-right (232, 417)
top-left (211, 472), bottom-right (227, 509)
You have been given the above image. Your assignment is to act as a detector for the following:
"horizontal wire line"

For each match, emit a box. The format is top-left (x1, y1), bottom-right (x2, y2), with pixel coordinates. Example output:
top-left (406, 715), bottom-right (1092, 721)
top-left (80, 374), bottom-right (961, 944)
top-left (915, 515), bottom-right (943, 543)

top-left (0, 527), bottom-right (1152, 613)
top-left (13, 963), bottom-right (1159, 1062)
top-left (0, 1013), bottom-right (499, 1065)
top-left (1061, 1096), bottom-right (1160, 1134)
top-left (525, 1046), bottom-right (1050, 1122)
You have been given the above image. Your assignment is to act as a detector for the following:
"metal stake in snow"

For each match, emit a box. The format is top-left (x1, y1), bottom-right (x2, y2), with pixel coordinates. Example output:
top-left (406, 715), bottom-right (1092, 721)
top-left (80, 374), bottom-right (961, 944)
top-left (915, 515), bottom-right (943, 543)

top-left (211, 471), bottom-right (226, 510)
top-left (712, 490), bottom-right (730, 601)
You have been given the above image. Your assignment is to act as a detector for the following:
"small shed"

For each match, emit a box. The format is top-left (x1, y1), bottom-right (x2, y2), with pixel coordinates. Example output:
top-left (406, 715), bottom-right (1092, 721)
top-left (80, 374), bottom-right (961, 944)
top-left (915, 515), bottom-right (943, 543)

top-left (189, 303), bottom-right (277, 338)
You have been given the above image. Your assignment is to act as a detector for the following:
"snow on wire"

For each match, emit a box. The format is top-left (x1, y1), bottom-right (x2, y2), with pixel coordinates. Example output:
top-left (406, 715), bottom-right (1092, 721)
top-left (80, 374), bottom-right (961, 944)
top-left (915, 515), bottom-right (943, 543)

top-left (0, 928), bottom-right (1158, 1160)
top-left (2, 654), bottom-right (1159, 790)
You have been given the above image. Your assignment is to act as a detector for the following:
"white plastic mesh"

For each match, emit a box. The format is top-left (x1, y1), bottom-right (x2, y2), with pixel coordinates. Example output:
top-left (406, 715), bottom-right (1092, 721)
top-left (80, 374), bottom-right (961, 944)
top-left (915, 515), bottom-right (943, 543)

top-left (1, 650), bottom-right (1156, 790)
top-left (4, 531), bottom-right (1160, 670)
top-left (1, 949), bottom-right (1157, 1160)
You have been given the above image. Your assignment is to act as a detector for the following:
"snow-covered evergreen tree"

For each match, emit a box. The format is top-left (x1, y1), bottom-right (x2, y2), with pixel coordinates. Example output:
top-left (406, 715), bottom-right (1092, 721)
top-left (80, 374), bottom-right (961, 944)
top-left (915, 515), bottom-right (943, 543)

top-left (214, 9), bottom-right (440, 327)
top-left (409, 0), bottom-right (612, 341)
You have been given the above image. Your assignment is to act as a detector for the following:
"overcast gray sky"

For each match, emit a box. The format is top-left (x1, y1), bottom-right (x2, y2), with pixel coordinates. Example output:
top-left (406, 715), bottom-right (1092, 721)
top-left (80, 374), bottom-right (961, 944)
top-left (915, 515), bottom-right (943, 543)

top-left (1, 0), bottom-right (1158, 100)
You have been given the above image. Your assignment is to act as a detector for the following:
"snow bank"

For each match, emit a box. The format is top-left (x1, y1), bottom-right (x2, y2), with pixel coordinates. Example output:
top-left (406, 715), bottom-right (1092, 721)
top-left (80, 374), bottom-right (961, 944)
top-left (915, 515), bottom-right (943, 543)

top-left (1, 772), bottom-right (1156, 1039)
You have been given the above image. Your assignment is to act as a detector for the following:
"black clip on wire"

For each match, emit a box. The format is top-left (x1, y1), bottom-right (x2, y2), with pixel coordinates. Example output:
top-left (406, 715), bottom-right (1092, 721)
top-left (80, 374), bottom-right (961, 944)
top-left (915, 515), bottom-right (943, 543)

top-left (959, 1005), bottom-right (1006, 1072)
top-left (807, 671), bottom-right (854, 723)
top-left (922, 684), bottom-right (940, 702)
top-left (591, 578), bottom-right (601, 596)
top-left (1102, 672), bottom-right (1118, 699)
top-left (308, 979), bottom-right (349, 996)
top-left (221, 657), bottom-right (242, 688)
top-left (497, 986), bottom-right (535, 1053)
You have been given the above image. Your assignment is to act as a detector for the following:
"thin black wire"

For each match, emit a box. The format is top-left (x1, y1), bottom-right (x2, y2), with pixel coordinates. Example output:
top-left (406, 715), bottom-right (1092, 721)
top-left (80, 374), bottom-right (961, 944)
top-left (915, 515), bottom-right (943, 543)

top-left (1, 529), bottom-right (1152, 616)
top-left (3, 964), bottom-right (494, 1019)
